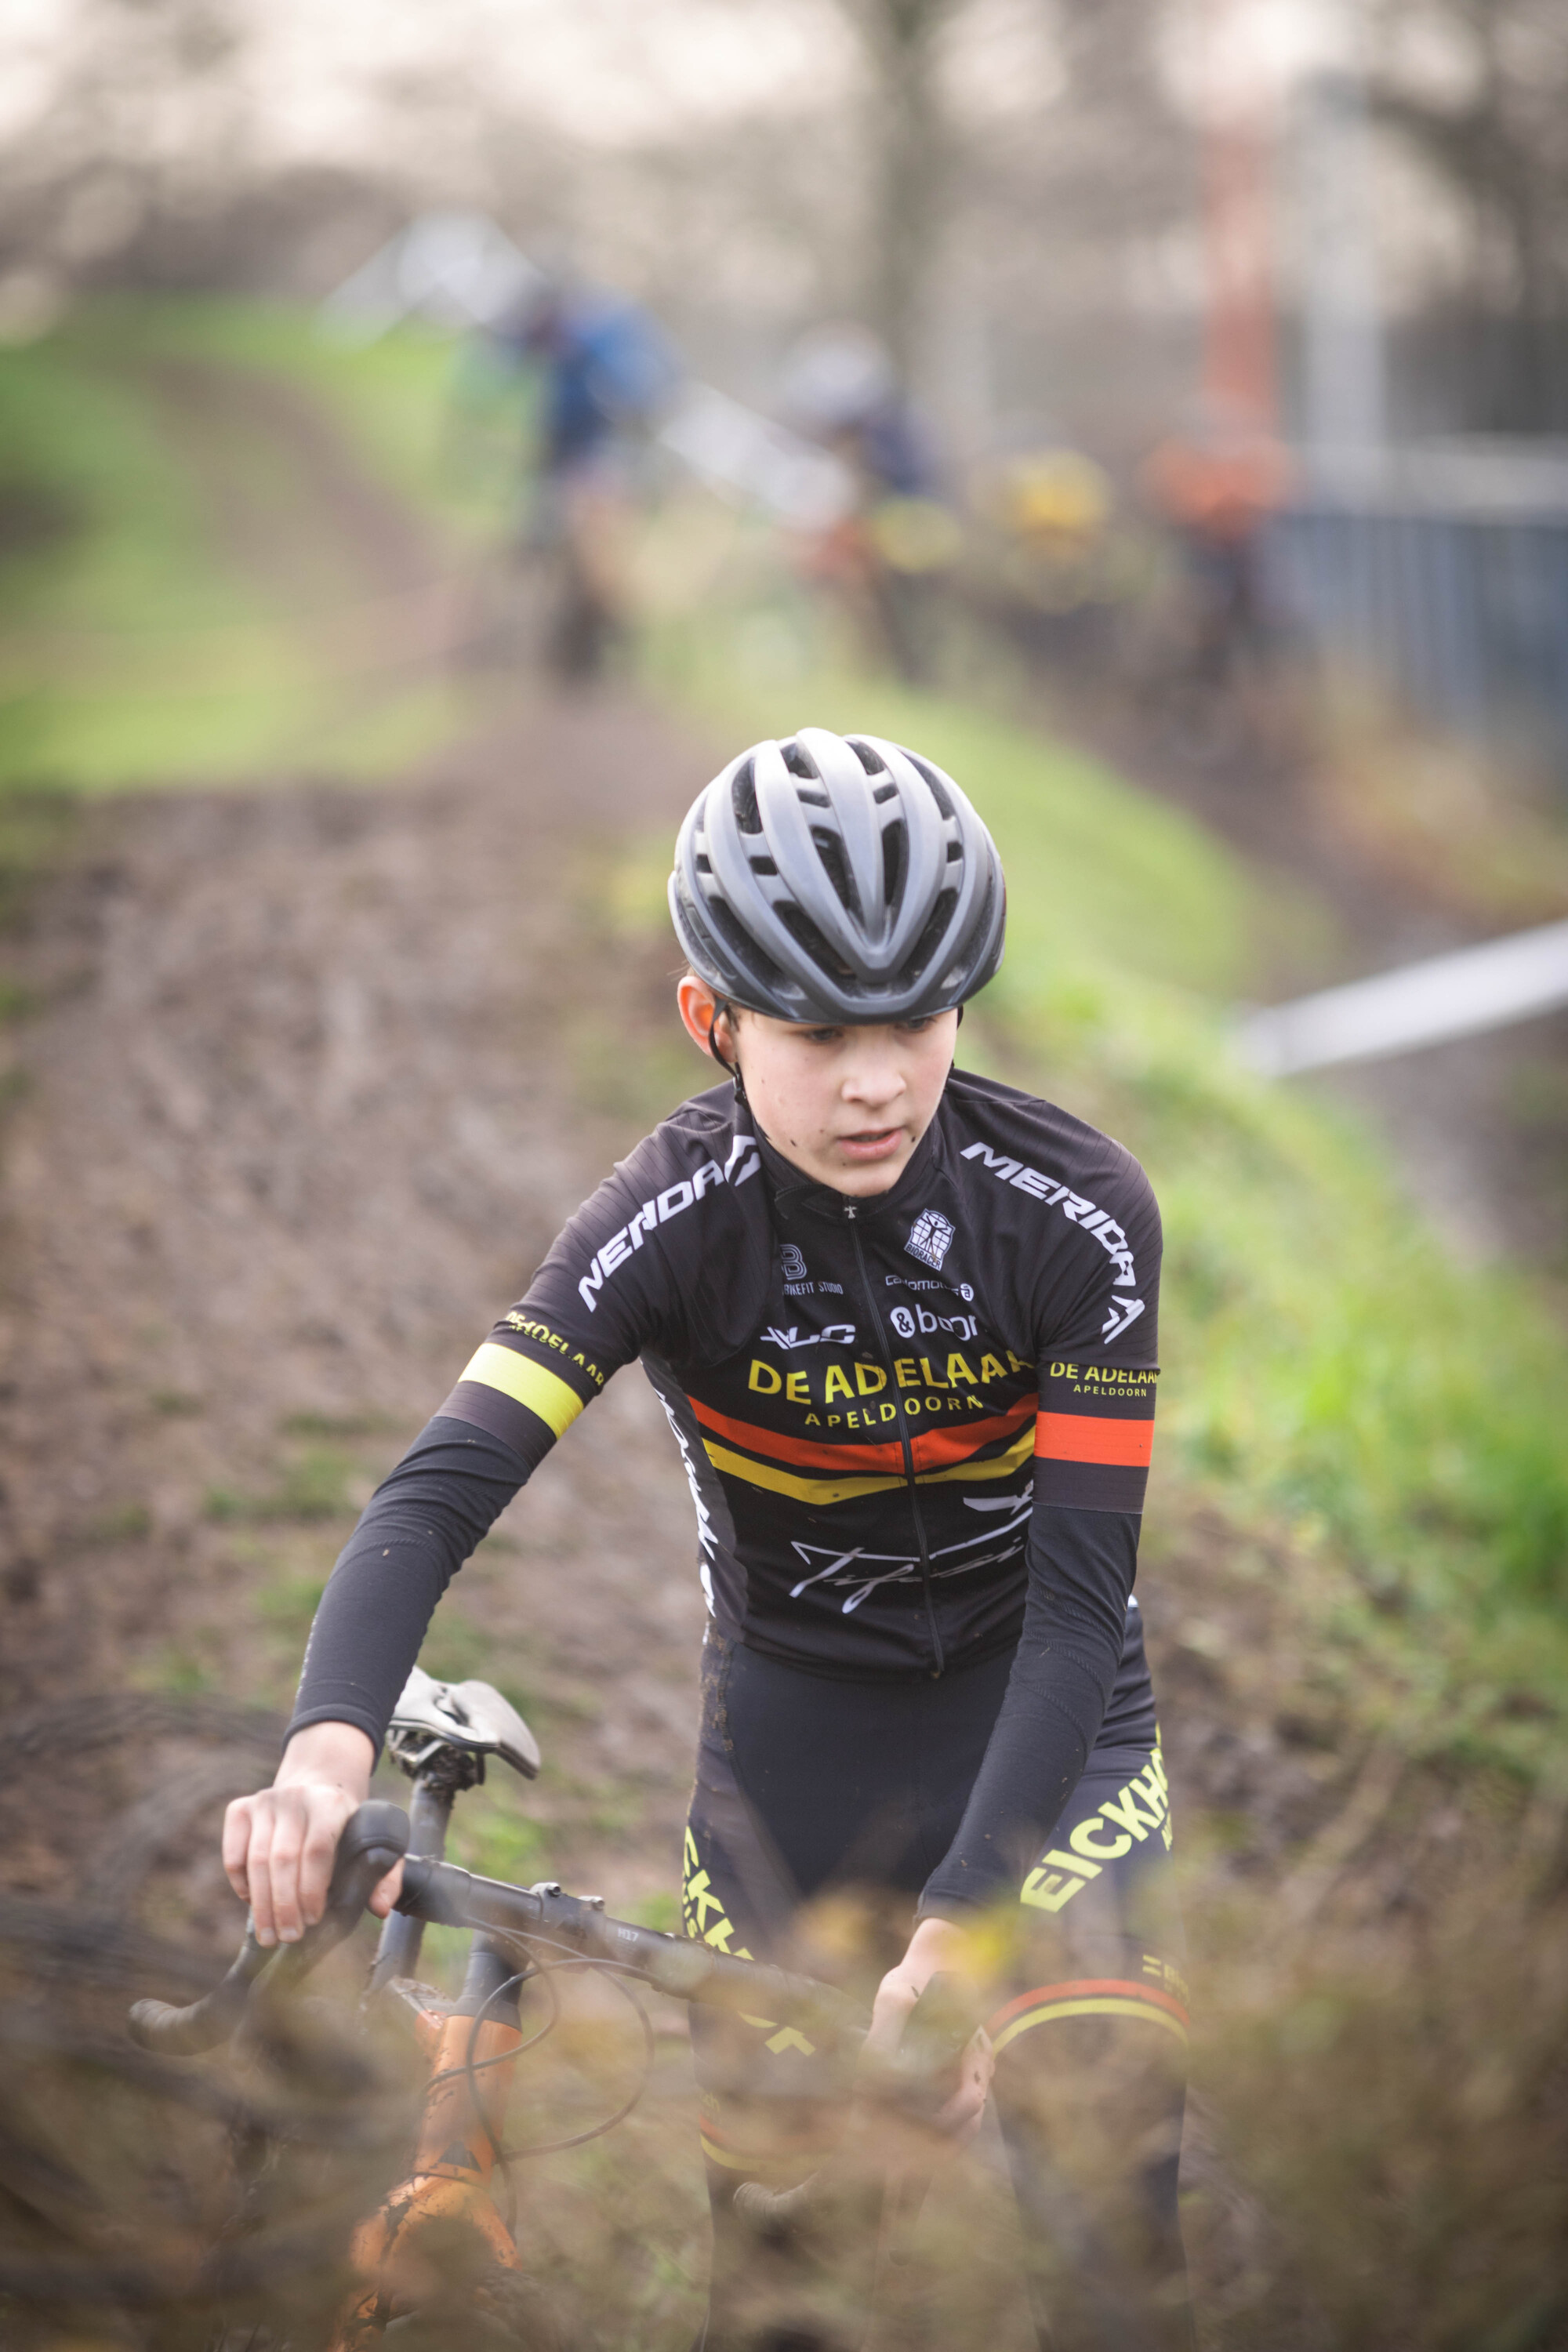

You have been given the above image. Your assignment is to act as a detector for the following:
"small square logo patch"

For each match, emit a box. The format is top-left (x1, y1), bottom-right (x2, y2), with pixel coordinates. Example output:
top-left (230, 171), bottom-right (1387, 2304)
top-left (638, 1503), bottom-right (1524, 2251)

top-left (906, 1209), bottom-right (956, 1270)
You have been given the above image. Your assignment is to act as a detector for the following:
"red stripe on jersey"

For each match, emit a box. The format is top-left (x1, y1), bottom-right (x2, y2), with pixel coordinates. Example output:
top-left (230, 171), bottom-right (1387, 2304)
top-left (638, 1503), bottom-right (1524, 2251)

top-left (1035, 1411), bottom-right (1155, 1468)
top-left (689, 1390), bottom-right (1036, 1478)
top-left (910, 1393), bottom-right (1036, 1470)
top-left (689, 1398), bottom-right (903, 1475)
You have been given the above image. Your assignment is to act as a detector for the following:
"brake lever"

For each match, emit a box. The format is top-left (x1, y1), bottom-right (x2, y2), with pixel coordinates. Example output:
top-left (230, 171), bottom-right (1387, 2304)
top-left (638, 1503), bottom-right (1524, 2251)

top-left (128, 1801), bottom-right (410, 2055)
top-left (270, 1802), bottom-right (412, 1987)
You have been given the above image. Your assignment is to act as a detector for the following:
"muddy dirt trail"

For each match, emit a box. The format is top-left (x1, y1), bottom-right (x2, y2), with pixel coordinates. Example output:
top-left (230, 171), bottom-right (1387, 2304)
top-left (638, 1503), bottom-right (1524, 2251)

top-left (0, 699), bottom-right (730, 1897)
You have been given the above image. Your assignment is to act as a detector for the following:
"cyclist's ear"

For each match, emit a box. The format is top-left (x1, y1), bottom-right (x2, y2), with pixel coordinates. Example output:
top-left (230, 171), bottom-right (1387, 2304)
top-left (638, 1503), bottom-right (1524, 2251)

top-left (675, 971), bottom-right (713, 1053)
top-left (677, 972), bottom-right (738, 1068)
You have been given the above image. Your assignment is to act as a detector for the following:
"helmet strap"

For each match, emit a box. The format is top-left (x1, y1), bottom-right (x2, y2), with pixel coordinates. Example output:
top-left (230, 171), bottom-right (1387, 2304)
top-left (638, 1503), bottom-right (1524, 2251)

top-left (707, 1000), bottom-right (747, 1099)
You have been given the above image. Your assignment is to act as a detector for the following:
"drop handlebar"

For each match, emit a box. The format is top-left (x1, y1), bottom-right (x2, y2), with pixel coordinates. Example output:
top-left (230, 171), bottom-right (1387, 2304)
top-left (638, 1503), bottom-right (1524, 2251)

top-left (127, 1802), bottom-right (863, 2055)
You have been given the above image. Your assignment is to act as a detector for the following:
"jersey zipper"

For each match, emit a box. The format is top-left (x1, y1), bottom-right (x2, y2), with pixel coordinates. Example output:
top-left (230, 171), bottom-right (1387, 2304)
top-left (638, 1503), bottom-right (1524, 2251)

top-left (842, 1201), bottom-right (946, 1676)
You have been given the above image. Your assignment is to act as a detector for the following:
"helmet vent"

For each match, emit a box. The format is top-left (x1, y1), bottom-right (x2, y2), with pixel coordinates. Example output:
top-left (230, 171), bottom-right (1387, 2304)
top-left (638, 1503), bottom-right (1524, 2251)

top-left (946, 839), bottom-right (963, 861)
top-left (906, 755), bottom-right (954, 818)
top-left (695, 852), bottom-right (712, 873)
top-left (848, 739), bottom-right (884, 775)
top-left (707, 890), bottom-right (783, 985)
top-left (731, 760), bottom-right (762, 833)
top-left (777, 898), bottom-right (855, 982)
top-left (782, 742), bottom-right (818, 779)
top-left (796, 788), bottom-right (830, 808)
top-left (811, 829), bottom-right (862, 920)
top-left (897, 887), bottom-right (959, 989)
top-left (750, 855), bottom-right (778, 877)
top-left (872, 781), bottom-right (899, 804)
top-left (881, 819), bottom-right (906, 910)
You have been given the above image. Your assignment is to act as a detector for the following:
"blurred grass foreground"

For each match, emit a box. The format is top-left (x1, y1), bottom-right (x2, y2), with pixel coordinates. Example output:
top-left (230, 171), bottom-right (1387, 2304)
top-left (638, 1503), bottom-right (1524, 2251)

top-left (2, 299), bottom-right (1566, 2348)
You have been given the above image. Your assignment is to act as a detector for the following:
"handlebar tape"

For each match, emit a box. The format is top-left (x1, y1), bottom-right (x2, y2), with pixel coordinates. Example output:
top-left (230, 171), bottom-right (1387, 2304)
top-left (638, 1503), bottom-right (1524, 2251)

top-left (127, 1801), bottom-right (411, 2056)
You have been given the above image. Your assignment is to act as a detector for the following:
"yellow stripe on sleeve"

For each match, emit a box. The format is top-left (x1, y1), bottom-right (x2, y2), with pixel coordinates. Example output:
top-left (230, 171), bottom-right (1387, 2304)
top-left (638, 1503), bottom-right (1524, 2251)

top-left (459, 1342), bottom-right (586, 1439)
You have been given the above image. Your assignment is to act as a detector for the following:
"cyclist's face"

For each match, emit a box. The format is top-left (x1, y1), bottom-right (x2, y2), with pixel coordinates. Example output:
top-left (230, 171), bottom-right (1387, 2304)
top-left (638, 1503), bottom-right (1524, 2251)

top-left (677, 976), bottom-right (956, 1196)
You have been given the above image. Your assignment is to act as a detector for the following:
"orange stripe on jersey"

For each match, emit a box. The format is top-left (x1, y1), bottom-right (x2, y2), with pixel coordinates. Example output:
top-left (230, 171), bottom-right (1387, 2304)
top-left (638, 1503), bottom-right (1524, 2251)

top-left (688, 1398), bottom-right (904, 1475)
top-left (691, 1391), bottom-right (1038, 1479)
top-left (909, 1394), bottom-right (1035, 1472)
top-left (1035, 1411), bottom-right (1154, 1468)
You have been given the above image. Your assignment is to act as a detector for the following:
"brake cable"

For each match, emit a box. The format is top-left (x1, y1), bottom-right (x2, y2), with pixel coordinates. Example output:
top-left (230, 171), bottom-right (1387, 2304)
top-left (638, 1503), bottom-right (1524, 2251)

top-left (449, 1940), bottom-right (659, 2230)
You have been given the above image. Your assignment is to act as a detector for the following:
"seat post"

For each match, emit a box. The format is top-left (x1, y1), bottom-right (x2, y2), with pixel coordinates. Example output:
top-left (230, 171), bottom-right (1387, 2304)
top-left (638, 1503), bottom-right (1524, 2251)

top-left (366, 1765), bottom-right (461, 1993)
top-left (408, 1772), bottom-right (458, 1865)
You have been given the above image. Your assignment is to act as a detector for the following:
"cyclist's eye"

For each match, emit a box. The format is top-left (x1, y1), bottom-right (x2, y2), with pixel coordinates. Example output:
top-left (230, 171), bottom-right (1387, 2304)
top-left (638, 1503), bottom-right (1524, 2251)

top-left (803, 1027), bottom-right (844, 1045)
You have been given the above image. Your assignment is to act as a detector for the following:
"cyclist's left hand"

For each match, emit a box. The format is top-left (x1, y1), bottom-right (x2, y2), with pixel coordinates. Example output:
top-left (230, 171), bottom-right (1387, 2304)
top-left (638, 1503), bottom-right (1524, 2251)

top-left (869, 1915), bottom-right (993, 2147)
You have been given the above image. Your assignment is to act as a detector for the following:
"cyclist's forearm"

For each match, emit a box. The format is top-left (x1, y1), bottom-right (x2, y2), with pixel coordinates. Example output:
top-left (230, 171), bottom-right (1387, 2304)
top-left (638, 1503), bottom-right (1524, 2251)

top-left (917, 1503), bottom-right (1136, 1918)
top-left (288, 1415), bottom-right (532, 1756)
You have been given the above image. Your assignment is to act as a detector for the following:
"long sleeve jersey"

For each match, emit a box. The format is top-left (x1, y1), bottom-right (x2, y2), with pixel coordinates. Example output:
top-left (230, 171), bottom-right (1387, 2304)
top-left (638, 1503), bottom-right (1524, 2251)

top-left (290, 1067), bottom-right (1163, 1915)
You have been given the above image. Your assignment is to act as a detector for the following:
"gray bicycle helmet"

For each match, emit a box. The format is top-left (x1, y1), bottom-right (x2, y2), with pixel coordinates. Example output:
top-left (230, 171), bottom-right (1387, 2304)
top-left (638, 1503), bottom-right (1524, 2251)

top-left (669, 728), bottom-right (1005, 1022)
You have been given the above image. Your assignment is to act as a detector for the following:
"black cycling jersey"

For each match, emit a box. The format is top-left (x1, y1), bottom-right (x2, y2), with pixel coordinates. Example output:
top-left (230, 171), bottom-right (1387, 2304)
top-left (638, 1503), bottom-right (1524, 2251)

top-left (290, 1066), bottom-right (1163, 1915)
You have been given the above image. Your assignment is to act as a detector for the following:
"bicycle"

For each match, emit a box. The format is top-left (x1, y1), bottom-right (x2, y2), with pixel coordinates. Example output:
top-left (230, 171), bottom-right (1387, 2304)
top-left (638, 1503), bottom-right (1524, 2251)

top-left (125, 1668), bottom-right (976, 2350)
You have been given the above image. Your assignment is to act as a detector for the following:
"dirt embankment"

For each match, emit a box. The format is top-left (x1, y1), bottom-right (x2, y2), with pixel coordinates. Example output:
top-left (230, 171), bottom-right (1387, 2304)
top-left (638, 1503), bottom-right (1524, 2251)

top-left (0, 691), bottom-right (735, 1918)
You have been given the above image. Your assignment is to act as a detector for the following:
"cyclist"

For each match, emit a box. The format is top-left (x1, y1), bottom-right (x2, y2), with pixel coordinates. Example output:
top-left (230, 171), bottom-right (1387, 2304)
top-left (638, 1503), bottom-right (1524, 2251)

top-left (488, 268), bottom-right (678, 677)
top-left (225, 729), bottom-right (1192, 2350)
top-left (781, 325), bottom-right (959, 684)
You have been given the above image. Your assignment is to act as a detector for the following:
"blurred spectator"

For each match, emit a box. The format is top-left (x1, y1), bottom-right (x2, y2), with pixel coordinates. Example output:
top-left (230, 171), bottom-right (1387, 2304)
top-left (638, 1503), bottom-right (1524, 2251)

top-left (961, 440), bottom-right (1162, 685)
top-left (1141, 427), bottom-right (1294, 697)
top-left (479, 267), bottom-right (681, 680)
top-left (780, 322), bottom-right (960, 682)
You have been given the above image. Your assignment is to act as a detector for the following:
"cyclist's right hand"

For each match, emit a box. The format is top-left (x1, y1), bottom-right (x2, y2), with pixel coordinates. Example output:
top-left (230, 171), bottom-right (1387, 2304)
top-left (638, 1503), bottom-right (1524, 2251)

top-left (222, 1722), bottom-right (398, 1947)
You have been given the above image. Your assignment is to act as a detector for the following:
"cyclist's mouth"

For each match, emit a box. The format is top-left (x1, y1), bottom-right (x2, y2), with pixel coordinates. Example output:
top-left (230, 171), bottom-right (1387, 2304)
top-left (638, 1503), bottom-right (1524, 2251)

top-left (837, 1126), bottom-right (906, 1163)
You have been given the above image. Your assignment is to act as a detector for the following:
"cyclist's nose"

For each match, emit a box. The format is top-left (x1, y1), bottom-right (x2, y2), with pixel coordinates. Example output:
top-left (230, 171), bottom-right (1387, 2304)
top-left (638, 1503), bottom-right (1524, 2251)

top-left (841, 1051), bottom-right (906, 1112)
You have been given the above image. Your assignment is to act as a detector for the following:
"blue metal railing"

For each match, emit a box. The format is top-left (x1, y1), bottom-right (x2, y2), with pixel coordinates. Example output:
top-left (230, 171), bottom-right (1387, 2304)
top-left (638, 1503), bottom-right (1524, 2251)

top-left (1265, 441), bottom-right (1568, 775)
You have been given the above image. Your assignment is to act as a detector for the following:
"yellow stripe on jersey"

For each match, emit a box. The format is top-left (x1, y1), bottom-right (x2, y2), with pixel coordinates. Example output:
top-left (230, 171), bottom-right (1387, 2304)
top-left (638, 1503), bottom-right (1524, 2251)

top-left (459, 1342), bottom-right (586, 1439)
top-left (916, 1425), bottom-right (1037, 1485)
top-left (701, 1419), bottom-right (1036, 1504)
top-left (700, 1440), bottom-right (906, 1506)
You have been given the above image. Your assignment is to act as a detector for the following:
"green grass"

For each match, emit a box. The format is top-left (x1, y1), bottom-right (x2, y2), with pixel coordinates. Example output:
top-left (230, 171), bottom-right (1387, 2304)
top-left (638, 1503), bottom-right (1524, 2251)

top-left (0, 325), bottom-right (282, 787)
top-left (206, 1446), bottom-right (365, 1527)
top-left (279, 1406), bottom-right (406, 1440)
top-left (105, 296), bottom-right (510, 545)
top-left (0, 299), bottom-right (492, 793)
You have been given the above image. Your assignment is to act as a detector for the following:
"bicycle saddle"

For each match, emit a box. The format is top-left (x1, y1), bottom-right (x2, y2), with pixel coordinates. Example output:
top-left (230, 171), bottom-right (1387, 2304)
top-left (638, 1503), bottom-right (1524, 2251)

top-left (386, 1664), bottom-right (541, 1780)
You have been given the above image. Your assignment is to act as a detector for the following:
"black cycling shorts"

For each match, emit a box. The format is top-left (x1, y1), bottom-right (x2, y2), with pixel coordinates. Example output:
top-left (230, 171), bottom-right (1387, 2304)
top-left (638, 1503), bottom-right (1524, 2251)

top-left (682, 1631), bottom-right (1187, 2132)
